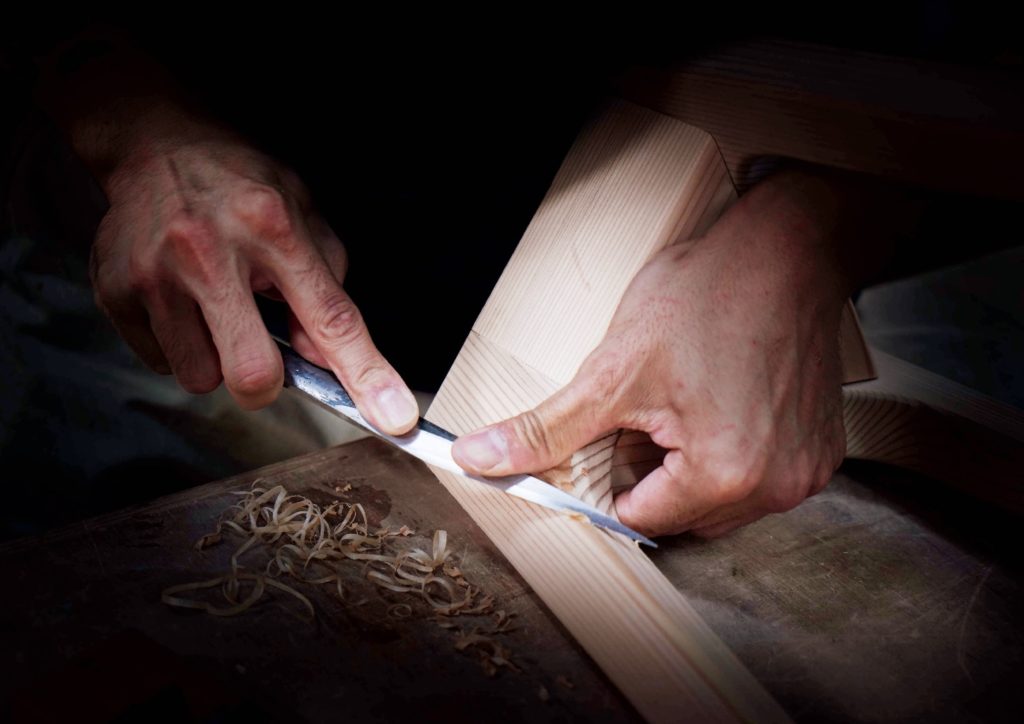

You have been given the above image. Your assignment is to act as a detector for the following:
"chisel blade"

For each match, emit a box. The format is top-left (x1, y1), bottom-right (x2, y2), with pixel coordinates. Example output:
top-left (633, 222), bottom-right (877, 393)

top-left (275, 338), bottom-right (656, 548)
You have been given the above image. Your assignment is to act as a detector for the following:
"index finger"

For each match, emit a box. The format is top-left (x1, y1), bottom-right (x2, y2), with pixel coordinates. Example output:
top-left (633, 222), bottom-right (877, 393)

top-left (273, 249), bottom-right (418, 435)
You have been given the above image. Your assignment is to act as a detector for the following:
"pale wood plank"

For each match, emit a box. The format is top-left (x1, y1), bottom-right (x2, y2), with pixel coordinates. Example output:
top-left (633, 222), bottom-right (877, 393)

top-left (428, 334), bottom-right (788, 723)
top-left (427, 99), bottom-right (790, 723)
top-left (473, 98), bottom-right (737, 385)
top-left (420, 58), bottom-right (1022, 719)
top-left (843, 349), bottom-right (1024, 512)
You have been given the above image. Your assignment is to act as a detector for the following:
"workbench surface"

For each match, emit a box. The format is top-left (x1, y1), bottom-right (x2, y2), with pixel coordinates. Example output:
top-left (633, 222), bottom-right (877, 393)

top-left (3, 437), bottom-right (1021, 722)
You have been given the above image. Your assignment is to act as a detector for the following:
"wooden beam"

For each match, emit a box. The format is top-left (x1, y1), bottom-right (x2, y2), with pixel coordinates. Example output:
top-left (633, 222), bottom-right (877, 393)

top-left (423, 90), bottom-right (1024, 720)
top-left (843, 348), bottom-right (1024, 513)
top-left (426, 98), bottom-right (791, 723)
top-left (609, 39), bottom-right (1024, 199)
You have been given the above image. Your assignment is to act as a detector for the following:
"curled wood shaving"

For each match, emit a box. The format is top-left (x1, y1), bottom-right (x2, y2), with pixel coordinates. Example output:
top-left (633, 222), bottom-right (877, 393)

top-left (453, 628), bottom-right (522, 677)
top-left (195, 529), bottom-right (223, 550)
top-left (162, 480), bottom-right (509, 675)
top-left (161, 572), bottom-right (314, 621)
top-left (388, 603), bottom-right (413, 619)
top-left (491, 610), bottom-right (517, 633)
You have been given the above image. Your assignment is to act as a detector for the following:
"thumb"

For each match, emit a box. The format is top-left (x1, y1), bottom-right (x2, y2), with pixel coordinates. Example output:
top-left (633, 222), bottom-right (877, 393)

top-left (452, 375), bottom-right (614, 477)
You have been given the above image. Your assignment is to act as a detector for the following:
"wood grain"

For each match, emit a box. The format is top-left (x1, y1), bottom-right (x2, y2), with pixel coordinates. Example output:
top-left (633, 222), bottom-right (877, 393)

top-left (472, 98), bottom-right (737, 384)
top-left (609, 349), bottom-right (1024, 509)
top-left (610, 39), bottom-right (1024, 199)
top-left (421, 89), bottom-right (1020, 721)
top-left (426, 98), bottom-right (790, 723)
top-left (843, 349), bottom-right (1024, 512)
top-left (429, 335), bottom-right (788, 723)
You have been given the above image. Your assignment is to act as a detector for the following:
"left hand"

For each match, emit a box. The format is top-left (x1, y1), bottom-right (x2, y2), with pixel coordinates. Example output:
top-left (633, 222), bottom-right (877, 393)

top-left (452, 169), bottom-right (856, 538)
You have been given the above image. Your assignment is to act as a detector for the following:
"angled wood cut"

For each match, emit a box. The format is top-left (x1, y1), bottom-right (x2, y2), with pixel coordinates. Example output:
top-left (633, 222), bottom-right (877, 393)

top-left (426, 98), bottom-right (790, 723)
top-left (425, 90), bottom-right (1024, 720)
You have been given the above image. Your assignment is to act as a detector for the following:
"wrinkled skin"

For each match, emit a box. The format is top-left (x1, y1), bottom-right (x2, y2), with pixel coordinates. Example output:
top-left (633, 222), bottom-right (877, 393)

top-left (453, 171), bottom-right (857, 538)
top-left (91, 131), bottom-right (418, 433)
top-left (48, 39), bottom-right (886, 539)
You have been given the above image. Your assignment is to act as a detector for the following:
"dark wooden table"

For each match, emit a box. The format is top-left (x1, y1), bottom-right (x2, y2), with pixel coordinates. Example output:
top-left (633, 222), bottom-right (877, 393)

top-left (3, 438), bottom-right (1022, 722)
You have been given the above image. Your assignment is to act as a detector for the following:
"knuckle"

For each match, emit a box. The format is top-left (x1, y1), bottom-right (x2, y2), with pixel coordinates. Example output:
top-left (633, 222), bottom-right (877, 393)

top-left (233, 184), bottom-right (294, 240)
top-left (165, 215), bottom-right (223, 286)
top-left (761, 484), bottom-right (805, 513)
top-left (165, 213), bottom-right (206, 246)
top-left (312, 293), bottom-right (364, 346)
top-left (281, 170), bottom-right (313, 212)
top-left (179, 371), bottom-right (222, 394)
top-left (172, 350), bottom-right (222, 394)
top-left (322, 240), bottom-right (349, 281)
top-left (229, 357), bottom-right (281, 398)
top-left (810, 457), bottom-right (836, 495)
top-left (760, 451), bottom-right (815, 512)
top-left (702, 454), bottom-right (763, 506)
top-left (348, 356), bottom-right (391, 391)
top-left (126, 250), bottom-right (161, 295)
top-left (580, 351), bottom-right (629, 398)
top-left (513, 409), bottom-right (556, 459)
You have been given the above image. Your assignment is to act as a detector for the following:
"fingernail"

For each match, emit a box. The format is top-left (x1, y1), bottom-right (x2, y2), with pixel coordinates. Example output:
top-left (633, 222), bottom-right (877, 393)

top-left (376, 387), bottom-right (418, 431)
top-left (455, 428), bottom-right (507, 472)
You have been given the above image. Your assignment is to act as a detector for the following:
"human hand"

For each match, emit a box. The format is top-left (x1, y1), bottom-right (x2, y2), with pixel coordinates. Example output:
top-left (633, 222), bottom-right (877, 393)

top-left (87, 120), bottom-right (418, 433)
top-left (452, 170), bottom-right (860, 537)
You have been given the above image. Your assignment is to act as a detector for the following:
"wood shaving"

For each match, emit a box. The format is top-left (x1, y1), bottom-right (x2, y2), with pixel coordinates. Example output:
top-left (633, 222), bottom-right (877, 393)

top-left (491, 609), bottom-right (517, 633)
top-left (387, 603), bottom-right (413, 619)
top-left (453, 628), bottom-right (522, 677)
top-left (162, 481), bottom-right (522, 678)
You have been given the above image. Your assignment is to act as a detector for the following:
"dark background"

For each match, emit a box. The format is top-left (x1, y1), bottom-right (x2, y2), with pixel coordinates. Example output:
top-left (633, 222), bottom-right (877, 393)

top-left (4, 3), bottom-right (1023, 391)
top-left (0, 3), bottom-right (1021, 538)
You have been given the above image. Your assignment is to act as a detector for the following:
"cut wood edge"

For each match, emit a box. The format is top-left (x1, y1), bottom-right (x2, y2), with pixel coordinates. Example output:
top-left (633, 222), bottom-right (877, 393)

top-left (427, 98), bottom-right (789, 722)
top-left (429, 465), bottom-right (789, 724)
top-left (843, 349), bottom-right (1024, 512)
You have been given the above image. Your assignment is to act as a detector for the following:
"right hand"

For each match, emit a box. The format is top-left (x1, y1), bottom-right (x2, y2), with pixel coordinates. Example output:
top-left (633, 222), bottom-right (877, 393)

top-left (91, 130), bottom-right (419, 434)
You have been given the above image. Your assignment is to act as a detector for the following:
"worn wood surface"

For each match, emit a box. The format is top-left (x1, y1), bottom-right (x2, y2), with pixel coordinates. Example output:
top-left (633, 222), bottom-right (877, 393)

top-left (3, 433), bottom-right (1022, 723)
top-left (0, 437), bottom-right (637, 723)
top-left (656, 460), bottom-right (1024, 723)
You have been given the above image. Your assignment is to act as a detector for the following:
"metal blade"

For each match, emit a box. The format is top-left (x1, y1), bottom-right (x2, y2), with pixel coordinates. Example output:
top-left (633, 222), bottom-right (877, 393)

top-left (275, 338), bottom-right (656, 548)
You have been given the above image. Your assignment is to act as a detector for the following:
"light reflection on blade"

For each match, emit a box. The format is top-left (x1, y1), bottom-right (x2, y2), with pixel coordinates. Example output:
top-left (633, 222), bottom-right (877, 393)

top-left (276, 338), bottom-right (657, 548)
